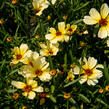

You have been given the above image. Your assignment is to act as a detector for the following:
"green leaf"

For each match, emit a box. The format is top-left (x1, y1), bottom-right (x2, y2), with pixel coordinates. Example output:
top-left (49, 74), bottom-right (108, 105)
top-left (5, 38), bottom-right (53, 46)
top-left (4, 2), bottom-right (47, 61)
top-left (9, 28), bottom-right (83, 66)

top-left (50, 95), bottom-right (56, 103)
top-left (96, 98), bottom-right (108, 107)
top-left (51, 85), bottom-right (55, 93)
top-left (64, 77), bottom-right (81, 88)
top-left (104, 62), bottom-right (109, 84)
top-left (78, 94), bottom-right (90, 103)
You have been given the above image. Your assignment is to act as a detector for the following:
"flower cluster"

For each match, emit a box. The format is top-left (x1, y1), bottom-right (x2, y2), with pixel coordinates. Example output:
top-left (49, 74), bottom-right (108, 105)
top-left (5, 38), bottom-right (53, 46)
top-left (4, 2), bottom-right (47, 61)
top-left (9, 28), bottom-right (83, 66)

top-left (9, 1), bottom-right (108, 106)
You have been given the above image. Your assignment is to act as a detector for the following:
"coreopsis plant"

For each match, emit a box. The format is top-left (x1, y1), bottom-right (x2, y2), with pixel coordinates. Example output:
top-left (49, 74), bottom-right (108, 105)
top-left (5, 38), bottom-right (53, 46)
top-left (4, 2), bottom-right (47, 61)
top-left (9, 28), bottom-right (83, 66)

top-left (11, 44), bottom-right (32, 64)
top-left (12, 79), bottom-right (43, 99)
top-left (74, 57), bottom-right (104, 85)
top-left (83, 3), bottom-right (109, 38)
top-left (45, 22), bottom-right (69, 43)
top-left (18, 52), bottom-right (52, 82)
top-left (40, 42), bottom-right (59, 56)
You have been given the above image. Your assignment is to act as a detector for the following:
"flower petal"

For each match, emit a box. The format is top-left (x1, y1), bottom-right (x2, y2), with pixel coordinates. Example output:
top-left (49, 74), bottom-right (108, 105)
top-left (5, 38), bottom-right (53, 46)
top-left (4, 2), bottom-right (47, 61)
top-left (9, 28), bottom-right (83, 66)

top-left (100, 3), bottom-right (109, 18)
top-left (28, 91), bottom-right (36, 99)
top-left (83, 16), bottom-right (97, 25)
top-left (89, 8), bottom-right (101, 21)
top-left (74, 66), bottom-right (80, 75)
top-left (58, 22), bottom-right (65, 32)
top-left (87, 57), bottom-right (97, 69)
top-left (79, 76), bottom-right (87, 84)
top-left (12, 81), bottom-right (26, 89)
top-left (22, 92), bottom-right (28, 97)
top-left (98, 27), bottom-right (107, 39)
top-left (33, 86), bottom-right (44, 92)
top-left (20, 44), bottom-right (28, 55)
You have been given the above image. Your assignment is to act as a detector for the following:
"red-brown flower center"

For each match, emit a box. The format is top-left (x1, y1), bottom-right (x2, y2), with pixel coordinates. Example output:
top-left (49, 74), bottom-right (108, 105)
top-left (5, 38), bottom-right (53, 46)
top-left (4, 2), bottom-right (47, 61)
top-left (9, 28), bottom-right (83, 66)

top-left (68, 28), bottom-right (73, 32)
top-left (99, 18), bottom-right (107, 26)
top-left (56, 31), bottom-right (62, 36)
top-left (29, 61), bottom-right (34, 67)
top-left (16, 54), bottom-right (22, 60)
top-left (34, 8), bottom-right (41, 14)
top-left (23, 85), bottom-right (32, 92)
top-left (48, 50), bottom-right (53, 55)
top-left (84, 69), bottom-right (93, 76)
top-left (35, 69), bottom-right (43, 76)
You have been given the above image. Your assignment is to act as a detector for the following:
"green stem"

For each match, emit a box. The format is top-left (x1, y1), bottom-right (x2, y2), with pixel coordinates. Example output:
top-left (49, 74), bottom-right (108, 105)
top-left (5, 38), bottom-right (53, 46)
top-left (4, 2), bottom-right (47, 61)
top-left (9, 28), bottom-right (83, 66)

top-left (48, 56), bottom-right (53, 69)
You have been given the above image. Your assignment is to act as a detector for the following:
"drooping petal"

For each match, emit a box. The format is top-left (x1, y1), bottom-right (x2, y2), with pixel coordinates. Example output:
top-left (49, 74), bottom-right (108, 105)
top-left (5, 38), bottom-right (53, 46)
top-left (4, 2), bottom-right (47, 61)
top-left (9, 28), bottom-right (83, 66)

top-left (28, 91), bottom-right (36, 99)
top-left (100, 3), bottom-right (109, 19)
top-left (89, 8), bottom-right (101, 21)
top-left (83, 16), bottom-right (97, 25)
top-left (98, 27), bottom-right (107, 38)
top-left (12, 81), bottom-right (26, 89)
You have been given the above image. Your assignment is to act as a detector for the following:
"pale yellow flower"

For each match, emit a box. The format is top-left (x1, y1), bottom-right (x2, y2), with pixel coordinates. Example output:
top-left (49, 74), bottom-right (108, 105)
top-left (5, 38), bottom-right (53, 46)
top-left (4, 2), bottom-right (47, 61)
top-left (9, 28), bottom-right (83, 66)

top-left (32, 0), bottom-right (49, 16)
top-left (11, 44), bottom-right (32, 64)
top-left (40, 42), bottom-right (59, 56)
top-left (18, 55), bottom-right (52, 82)
top-left (12, 79), bottom-right (43, 99)
top-left (67, 69), bottom-right (75, 81)
top-left (45, 22), bottom-right (69, 43)
top-left (83, 3), bottom-right (109, 38)
top-left (74, 57), bottom-right (103, 85)
top-left (66, 24), bottom-right (77, 35)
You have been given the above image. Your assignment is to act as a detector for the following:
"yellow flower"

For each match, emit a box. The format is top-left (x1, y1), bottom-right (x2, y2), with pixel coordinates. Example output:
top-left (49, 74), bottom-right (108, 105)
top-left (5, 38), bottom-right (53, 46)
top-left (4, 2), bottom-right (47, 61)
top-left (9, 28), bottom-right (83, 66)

top-left (64, 93), bottom-right (71, 99)
top-left (40, 42), bottom-right (59, 56)
top-left (45, 22), bottom-right (69, 43)
top-left (105, 85), bottom-right (109, 92)
top-left (22, 106), bottom-right (27, 109)
top-left (67, 69), bottom-right (75, 81)
top-left (12, 79), bottom-right (43, 99)
top-left (18, 53), bottom-right (52, 82)
top-left (83, 3), bottom-right (109, 39)
top-left (47, 16), bottom-right (51, 20)
top-left (12, 0), bottom-right (17, 4)
top-left (32, 0), bottom-right (49, 16)
top-left (74, 57), bottom-right (103, 85)
top-left (0, 19), bottom-right (4, 24)
top-left (11, 44), bottom-right (32, 64)
top-left (98, 88), bottom-right (104, 93)
top-left (13, 93), bottom-right (19, 100)
top-left (66, 24), bottom-right (77, 35)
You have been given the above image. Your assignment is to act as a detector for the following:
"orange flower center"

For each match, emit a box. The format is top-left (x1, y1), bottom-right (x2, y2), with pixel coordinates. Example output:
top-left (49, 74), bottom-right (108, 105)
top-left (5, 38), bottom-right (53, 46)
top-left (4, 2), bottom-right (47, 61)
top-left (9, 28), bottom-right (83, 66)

top-left (48, 50), bottom-right (53, 55)
top-left (23, 85), bottom-right (32, 92)
top-left (99, 18), bottom-right (107, 26)
top-left (84, 69), bottom-right (93, 76)
top-left (16, 54), bottom-right (22, 60)
top-left (56, 31), bottom-right (62, 36)
top-left (35, 69), bottom-right (43, 76)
